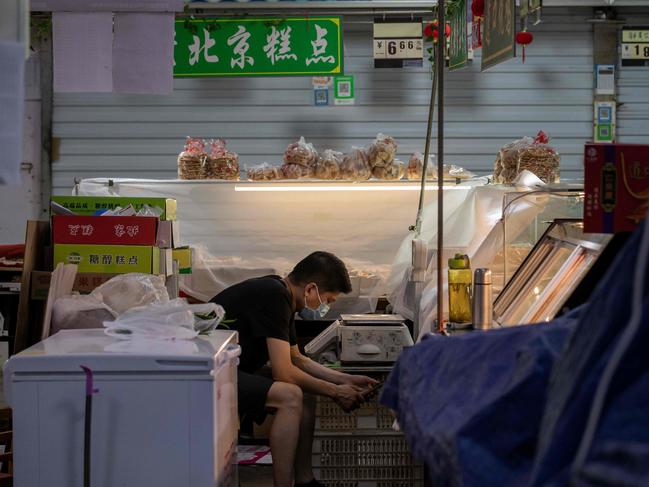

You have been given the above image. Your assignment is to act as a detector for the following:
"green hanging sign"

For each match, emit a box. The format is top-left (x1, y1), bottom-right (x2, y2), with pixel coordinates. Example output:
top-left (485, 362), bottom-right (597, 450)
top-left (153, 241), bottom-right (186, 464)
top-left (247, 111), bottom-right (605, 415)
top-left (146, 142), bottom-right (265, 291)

top-left (174, 17), bottom-right (343, 77)
top-left (449, 0), bottom-right (469, 71)
top-left (481, 0), bottom-right (516, 71)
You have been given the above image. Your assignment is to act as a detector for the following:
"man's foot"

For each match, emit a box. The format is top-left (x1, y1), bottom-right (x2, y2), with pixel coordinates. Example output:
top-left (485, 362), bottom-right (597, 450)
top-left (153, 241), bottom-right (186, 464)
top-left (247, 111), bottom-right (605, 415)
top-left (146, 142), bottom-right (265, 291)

top-left (294, 479), bottom-right (326, 487)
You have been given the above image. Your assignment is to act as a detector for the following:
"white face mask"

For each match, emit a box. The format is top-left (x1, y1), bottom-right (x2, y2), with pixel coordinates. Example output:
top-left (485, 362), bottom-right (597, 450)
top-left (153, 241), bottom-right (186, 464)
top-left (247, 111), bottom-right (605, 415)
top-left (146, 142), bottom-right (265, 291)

top-left (299, 284), bottom-right (330, 320)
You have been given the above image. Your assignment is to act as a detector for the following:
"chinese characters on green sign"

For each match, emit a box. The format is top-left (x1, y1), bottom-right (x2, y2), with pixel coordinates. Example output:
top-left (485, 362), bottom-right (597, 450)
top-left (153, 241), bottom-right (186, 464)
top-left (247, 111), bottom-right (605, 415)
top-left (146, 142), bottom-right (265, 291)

top-left (449, 0), bottom-right (468, 71)
top-left (481, 0), bottom-right (516, 71)
top-left (174, 17), bottom-right (343, 77)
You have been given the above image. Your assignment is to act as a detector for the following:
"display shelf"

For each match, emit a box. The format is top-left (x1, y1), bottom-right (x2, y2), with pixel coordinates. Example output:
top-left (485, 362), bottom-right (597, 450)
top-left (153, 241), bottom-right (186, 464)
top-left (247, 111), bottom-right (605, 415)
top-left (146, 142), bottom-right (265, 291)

top-left (76, 178), bottom-right (477, 190)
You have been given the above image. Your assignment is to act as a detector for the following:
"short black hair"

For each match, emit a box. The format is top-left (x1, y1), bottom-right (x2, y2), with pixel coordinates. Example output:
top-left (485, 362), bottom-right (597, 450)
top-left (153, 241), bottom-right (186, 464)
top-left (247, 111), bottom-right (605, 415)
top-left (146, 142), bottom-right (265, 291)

top-left (288, 251), bottom-right (352, 294)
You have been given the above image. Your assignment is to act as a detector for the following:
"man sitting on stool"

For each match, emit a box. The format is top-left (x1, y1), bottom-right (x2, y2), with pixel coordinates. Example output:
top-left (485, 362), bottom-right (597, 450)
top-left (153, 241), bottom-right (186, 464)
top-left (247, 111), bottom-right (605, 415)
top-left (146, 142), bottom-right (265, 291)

top-left (211, 251), bottom-right (376, 487)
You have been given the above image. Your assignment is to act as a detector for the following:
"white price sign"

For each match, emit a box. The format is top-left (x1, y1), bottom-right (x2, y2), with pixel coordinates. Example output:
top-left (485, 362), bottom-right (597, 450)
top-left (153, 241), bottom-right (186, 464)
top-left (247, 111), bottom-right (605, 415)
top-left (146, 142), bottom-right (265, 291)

top-left (373, 19), bottom-right (423, 68)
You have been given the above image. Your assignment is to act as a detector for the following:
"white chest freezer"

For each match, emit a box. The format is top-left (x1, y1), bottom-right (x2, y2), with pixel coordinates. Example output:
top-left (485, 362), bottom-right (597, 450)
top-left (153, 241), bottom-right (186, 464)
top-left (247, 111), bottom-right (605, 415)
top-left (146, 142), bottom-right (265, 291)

top-left (3, 329), bottom-right (240, 487)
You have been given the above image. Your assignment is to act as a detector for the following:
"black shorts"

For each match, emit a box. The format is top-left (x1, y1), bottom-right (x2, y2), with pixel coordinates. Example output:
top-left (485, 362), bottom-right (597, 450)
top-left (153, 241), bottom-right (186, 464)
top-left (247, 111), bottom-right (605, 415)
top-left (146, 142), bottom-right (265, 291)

top-left (238, 369), bottom-right (274, 424)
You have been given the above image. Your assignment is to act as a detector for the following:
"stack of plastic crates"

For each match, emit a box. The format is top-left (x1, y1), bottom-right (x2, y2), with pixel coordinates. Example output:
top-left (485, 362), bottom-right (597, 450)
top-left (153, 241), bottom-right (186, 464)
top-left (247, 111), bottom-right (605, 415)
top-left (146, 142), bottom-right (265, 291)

top-left (312, 382), bottom-right (424, 487)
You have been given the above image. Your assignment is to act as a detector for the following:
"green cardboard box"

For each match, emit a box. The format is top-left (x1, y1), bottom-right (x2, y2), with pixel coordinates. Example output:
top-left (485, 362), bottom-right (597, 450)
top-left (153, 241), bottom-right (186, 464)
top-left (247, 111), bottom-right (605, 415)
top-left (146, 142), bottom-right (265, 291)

top-left (53, 244), bottom-right (170, 275)
top-left (52, 196), bottom-right (177, 221)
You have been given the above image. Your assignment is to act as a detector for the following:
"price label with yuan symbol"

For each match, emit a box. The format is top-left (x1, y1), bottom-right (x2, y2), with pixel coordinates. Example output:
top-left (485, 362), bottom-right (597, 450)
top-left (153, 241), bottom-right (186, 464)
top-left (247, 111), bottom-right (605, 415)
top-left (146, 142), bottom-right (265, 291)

top-left (621, 27), bottom-right (649, 67)
top-left (373, 19), bottom-right (423, 68)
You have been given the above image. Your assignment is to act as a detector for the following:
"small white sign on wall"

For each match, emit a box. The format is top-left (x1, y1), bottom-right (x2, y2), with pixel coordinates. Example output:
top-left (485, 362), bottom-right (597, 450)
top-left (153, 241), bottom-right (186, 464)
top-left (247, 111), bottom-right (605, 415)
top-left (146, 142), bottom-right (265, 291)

top-left (373, 19), bottom-right (423, 68)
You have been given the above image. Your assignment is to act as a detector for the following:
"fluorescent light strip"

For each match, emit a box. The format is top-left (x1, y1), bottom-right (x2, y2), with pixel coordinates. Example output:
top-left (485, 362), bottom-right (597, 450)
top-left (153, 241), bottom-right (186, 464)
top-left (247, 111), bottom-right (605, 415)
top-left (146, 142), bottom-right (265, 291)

top-left (234, 184), bottom-right (471, 192)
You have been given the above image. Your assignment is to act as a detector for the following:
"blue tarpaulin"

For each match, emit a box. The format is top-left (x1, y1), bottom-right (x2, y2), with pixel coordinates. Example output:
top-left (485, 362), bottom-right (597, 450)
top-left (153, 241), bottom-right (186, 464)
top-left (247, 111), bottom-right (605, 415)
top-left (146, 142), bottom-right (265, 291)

top-left (381, 221), bottom-right (649, 486)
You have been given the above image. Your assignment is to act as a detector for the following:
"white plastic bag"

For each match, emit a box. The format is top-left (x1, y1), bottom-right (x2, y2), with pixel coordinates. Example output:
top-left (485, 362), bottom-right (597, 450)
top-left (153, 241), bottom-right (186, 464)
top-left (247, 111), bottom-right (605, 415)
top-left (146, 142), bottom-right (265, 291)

top-left (92, 273), bottom-right (169, 315)
top-left (51, 294), bottom-right (117, 335)
top-left (103, 298), bottom-right (225, 340)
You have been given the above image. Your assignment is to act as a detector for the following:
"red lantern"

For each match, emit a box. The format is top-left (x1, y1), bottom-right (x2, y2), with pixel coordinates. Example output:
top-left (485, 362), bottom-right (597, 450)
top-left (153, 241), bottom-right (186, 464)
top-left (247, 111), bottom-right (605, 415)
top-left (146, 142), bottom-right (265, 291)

top-left (515, 30), bottom-right (534, 63)
top-left (471, 0), bottom-right (485, 18)
top-left (431, 21), bottom-right (451, 41)
top-left (424, 23), bottom-right (434, 39)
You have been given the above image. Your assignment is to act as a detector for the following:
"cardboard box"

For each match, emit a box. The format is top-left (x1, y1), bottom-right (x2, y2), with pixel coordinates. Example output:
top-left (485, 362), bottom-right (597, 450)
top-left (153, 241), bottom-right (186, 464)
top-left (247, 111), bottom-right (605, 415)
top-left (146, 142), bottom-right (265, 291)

top-left (172, 247), bottom-right (192, 274)
top-left (584, 143), bottom-right (649, 233)
top-left (156, 220), bottom-right (180, 249)
top-left (53, 244), bottom-right (171, 275)
top-left (31, 270), bottom-right (52, 300)
top-left (52, 215), bottom-right (159, 246)
top-left (160, 248), bottom-right (173, 277)
top-left (32, 271), bottom-right (120, 298)
top-left (73, 273), bottom-right (119, 293)
top-left (51, 196), bottom-right (177, 221)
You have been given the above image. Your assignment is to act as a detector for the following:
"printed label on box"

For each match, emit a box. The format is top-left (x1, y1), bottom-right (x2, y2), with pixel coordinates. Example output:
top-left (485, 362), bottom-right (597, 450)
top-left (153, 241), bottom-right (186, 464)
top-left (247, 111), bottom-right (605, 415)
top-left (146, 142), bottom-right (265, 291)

top-left (53, 244), bottom-right (161, 274)
top-left (584, 143), bottom-right (649, 234)
top-left (52, 196), bottom-right (177, 221)
top-left (53, 215), bottom-right (158, 246)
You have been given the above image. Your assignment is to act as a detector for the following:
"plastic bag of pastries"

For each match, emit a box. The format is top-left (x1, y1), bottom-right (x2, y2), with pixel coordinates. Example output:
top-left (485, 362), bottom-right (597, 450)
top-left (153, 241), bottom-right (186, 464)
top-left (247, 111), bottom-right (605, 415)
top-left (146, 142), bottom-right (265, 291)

top-left (283, 136), bottom-right (318, 167)
top-left (183, 136), bottom-right (205, 156)
top-left (493, 137), bottom-right (534, 184)
top-left (208, 138), bottom-right (227, 159)
top-left (204, 155), bottom-right (240, 180)
top-left (372, 160), bottom-right (406, 180)
top-left (367, 133), bottom-right (398, 168)
top-left (281, 163), bottom-right (313, 179)
top-left (178, 136), bottom-right (207, 180)
top-left (407, 152), bottom-right (475, 181)
top-left (516, 131), bottom-right (560, 184)
top-left (493, 131), bottom-right (560, 184)
top-left (246, 163), bottom-right (284, 181)
top-left (407, 152), bottom-right (437, 180)
top-left (340, 147), bottom-right (372, 181)
top-left (313, 150), bottom-right (343, 180)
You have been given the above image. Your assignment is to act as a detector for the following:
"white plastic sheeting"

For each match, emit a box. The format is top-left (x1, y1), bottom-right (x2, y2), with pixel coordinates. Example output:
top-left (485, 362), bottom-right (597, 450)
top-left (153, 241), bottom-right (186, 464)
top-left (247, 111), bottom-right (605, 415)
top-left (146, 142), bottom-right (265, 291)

top-left (75, 178), bottom-right (481, 265)
top-left (74, 178), bottom-right (484, 311)
top-left (180, 244), bottom-right (389, 317)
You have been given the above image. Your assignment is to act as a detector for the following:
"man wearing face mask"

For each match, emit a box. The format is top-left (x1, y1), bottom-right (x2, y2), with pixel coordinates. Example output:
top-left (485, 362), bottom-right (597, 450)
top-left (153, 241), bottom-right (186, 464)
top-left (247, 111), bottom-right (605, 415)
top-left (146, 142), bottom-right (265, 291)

top-left (210, 251), bottom-right (377, 487)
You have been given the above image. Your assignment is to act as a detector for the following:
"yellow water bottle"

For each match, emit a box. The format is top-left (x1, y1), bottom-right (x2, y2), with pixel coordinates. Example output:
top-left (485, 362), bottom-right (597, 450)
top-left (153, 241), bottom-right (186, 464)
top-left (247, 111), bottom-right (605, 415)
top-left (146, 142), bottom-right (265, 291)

top-left (448, 254), bottom-right (472, 324)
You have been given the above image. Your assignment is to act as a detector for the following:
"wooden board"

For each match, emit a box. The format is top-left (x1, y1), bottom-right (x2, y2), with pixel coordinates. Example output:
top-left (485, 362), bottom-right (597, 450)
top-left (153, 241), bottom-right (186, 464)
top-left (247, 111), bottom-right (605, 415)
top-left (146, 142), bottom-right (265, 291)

top-left (14, 221), bottom-right (50, 354)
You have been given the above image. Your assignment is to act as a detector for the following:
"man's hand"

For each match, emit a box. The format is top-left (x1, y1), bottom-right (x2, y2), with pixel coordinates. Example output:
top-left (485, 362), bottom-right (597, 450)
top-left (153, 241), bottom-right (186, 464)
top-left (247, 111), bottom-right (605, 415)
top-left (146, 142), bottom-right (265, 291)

top-left (344, 374), bottom-right (379, 392)
top-left (333, 384), bottom-right (365, 413)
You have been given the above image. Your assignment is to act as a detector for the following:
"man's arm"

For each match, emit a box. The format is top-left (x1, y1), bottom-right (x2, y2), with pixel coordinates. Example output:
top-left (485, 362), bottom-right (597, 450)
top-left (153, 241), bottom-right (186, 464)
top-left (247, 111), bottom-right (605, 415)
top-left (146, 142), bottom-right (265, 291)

top-left (290, 345), bottom-right (376, 388)
top-left (267, 338), bottom-right (363, 410)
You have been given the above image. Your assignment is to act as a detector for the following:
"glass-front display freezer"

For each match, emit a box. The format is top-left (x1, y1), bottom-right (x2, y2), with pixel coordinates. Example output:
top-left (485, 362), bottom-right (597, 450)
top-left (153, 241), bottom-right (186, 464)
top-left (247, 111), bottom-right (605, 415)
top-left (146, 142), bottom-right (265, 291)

top-left (494, 219), bottom-right (611, 326)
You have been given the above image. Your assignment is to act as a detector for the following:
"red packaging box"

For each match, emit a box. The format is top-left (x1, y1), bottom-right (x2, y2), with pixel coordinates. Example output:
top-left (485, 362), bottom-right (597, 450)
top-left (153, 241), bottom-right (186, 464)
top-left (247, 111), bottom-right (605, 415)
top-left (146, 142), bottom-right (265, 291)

top-left (52, 215), bottom-right (159, 245)
top-left (584, 143), bottom-right (649, 234)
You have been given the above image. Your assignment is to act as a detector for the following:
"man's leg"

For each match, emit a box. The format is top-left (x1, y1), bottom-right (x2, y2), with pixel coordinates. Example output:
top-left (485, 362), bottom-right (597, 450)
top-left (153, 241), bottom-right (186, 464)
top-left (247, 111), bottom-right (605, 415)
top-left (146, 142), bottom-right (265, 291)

top-left (266, 382), bottom-right (304, 487)
top-left (294, 393), bottom-right (317, 484)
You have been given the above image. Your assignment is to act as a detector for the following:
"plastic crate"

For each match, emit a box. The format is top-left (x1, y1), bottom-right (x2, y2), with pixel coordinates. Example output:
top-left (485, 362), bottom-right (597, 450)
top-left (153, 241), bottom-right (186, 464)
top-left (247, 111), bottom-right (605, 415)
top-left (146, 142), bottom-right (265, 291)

top-left (315, 394), bottom-right (396, 431)
top-left (312, 435), bottom-right (424, 487)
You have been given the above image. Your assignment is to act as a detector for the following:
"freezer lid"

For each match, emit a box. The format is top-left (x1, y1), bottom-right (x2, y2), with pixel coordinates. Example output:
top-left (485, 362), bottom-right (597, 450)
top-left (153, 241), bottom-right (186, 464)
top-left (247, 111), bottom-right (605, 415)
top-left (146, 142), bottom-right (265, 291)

top-left (3, 329), bottom-right (239, 374)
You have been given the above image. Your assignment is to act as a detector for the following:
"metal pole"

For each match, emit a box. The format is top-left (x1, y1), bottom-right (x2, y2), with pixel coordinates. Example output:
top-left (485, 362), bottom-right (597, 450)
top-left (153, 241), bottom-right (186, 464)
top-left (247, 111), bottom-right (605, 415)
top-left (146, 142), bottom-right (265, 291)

top-left (413, 42), bottom-right (438, 235)
top-left (436, 0), bottom-right (445, 334)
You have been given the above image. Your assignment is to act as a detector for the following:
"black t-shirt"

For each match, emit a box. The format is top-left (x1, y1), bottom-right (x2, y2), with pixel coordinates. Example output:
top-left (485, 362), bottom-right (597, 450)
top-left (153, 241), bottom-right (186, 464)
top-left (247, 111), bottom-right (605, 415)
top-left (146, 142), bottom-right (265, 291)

top-left (210, 275), bottom-right (296, 373)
